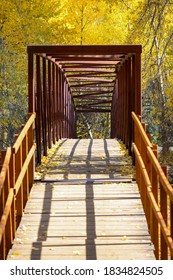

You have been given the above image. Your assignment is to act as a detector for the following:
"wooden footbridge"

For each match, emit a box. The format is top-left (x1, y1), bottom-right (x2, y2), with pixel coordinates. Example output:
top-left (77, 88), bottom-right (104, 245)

top-left (0, 45), bottom-right (173, 260)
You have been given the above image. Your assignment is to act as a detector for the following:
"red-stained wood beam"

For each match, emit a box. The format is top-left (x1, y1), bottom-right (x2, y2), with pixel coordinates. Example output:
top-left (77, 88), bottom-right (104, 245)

top-left (28, 52), bottom-right (34, 112)
top-left (50, 54), bottom-right (125, 60)
top-left (68, 76), bottom-right (115, 82)
top-left (76, 109), bottom-right (111, 113)
top-left (72, 90), bottom-right (113, 96)
top-left (27, 45), bottom-right (142, 55)
top-left (76, 100), bottom-right (112, 107)
top-left (70, 82), bottom-right (114, 88)
top-left (74, 96), bottom-right (112, 101)
top-left (62, 65), bottom-right (117, 69)
top-left (64, 68), bottom-right (116, 73)
top-left (59, 60), bottom-right (120, 65)
top-left (66, 72), bottom-right (115, 78)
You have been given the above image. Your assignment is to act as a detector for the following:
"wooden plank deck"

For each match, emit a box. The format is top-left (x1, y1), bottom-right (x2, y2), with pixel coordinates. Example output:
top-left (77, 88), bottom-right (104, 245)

top-left (7, 139), bottom-right (155, 260)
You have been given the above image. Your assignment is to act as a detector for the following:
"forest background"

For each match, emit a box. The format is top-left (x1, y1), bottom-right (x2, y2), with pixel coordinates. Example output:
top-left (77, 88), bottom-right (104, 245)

top-left (0, 0), bottom-right (173, 166)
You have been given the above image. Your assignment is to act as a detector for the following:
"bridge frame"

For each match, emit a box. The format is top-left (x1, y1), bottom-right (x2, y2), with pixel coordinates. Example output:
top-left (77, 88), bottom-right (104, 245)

top-left (27, 45), bottom-right (142, 163)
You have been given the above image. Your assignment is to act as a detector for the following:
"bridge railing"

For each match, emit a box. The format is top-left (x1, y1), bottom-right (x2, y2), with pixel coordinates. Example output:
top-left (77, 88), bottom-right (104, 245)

top-left (0, 113), bottom-right (35, 259)
top-left (132, 112), bottom-right (173, 260)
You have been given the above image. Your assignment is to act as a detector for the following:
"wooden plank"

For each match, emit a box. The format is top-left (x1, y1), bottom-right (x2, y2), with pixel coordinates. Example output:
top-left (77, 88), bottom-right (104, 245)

top-left (8, 244), bottom-right (154, 260)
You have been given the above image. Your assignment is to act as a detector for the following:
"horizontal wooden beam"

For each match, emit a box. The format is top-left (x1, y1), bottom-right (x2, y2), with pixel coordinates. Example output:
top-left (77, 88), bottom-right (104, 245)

top-left (76, 100), bottom-right (112, 107)
top-left (75, 98), bottom-right (112, 103)
top-left (73, 94), bottom-right (112, 100)
top-left (50, 54), bottom-right (125, 60)
top-left (59, 60), bottom-right (120, 65)
top-left (67, 73), bottom-right (116, 79)
top-left (68, 76), bottom-right (115, 82)
top-left (66, 72), bottom-right (115, 77)
top-left (70, 82), bottom-right (115, 88)
top-left (72, 90), bottom-right (113, 95)
top-left (27, 45), bottom-right (142, 55)
top-left (62, 64), bottom-right (116, 69)
top-left (76, 109), bottom-right (111, 113)
top-left (64, 68), bottom-right (116, 73)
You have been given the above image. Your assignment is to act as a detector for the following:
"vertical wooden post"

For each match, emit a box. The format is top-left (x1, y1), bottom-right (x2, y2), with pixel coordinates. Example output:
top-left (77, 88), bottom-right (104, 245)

top-left (67, 83), bottom-right (69, 138)
top-left (160, 166), bottom-right (168, 259)
top-left (52, 63), bottom-right (56, 144)
top-left (171, 199), bottom-right (173, 260)
top-left (28, 113), bottom-right (35, 192)
top-left (62, 73), bottom-right (65, 138)
top-left (28, 49), bottom-right (35, 113)
top-left (131, 55), bottom-right (136, 114)
top-left (0, 152), bottom-right (7, 238)
top-left (66, 81), bottom-right (68, 138)
top-left (134, 53), bottom-right (142, 116)
top-left (111, 84), bottom-right (115, 138)
top-left (0, 150), bottom-right (5, 258)
top-left (150, 145), bottom-right (159, 259)
top-left (54, 63), bottom-right (57, 143)
top-left (36, 56), bottom-right (42, 164)
top-left (9, 147), bottom-right (16, 238)
top-left (42, 58), bottom-right (47, 156)
top-left (57, 67), bottom-right (60, 139)
top-left (5, 189), bottom-right (13, 258)
top-left (128, 57), bottom-right (133, 154)
top-left (60, 70), bottom-right (63, 138)
top-left (55, 65), bottom-right (59, 141)
top-left (21, 128), bottom-right (28, 208)
top-left (47, 60), bottom-right (52, 149)
top-left (13, 137), bottom-right (23, 228)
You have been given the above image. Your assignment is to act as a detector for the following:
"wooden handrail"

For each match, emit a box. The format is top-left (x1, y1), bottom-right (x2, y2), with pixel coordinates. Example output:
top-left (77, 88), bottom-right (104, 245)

top-left (0, 112), bottom-right (35, 259)
top-left (0, 189), bottom-right (14, 244)
top-left (147, 146), bottom-right (173, 202)
top-left (0, 148), bottom-right (12, 195)
top-left (13, 113), bottom-right (36, 153)
top-left (14, 144), bottom-right (36, 195)
top-left (133, 143), bottom-right (173, 258)
top-left (132, 112), bottom-right (153, 148)
top-left (132, 111), bottom-right (173, 260)
top-left (132, 143), bottom-right (152, 189)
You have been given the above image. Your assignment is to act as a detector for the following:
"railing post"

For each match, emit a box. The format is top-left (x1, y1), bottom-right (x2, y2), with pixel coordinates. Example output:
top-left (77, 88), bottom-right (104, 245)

top-left (28, 113), bottom-right (35, 192)
top-left (47, 60), bottom-right (52, 148)
top-left (150, 145), bottom-right (159, 259)
top-left (141, 123), bottom-right (148, 215)
top-left (21, 125), bottom-right (28, 208)
top-left (42, 57), bottom-right (48, 156)
top-left (53, 62), bottom-right (57, 144)
top-left (28, 49), bottom-right (34, 113)
top-left (160, 166), bottom-right (168, 259)
top-left (8, 147), bottom-right (16, 241)
top-left (171, 197), bottom-right (173, 260)
top-left (135, 116), bottom-right (142, 194)
top-left (36, 55), bottom-right (42, 164)
top-left (13, 135), bottom-right (23, 228)
top-left (55, 65), bottom-right (59, 141)
top-left (0, 150), bottom-right (7, 259)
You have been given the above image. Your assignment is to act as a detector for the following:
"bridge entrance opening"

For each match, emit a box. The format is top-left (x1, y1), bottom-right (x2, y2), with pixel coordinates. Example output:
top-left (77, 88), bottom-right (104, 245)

top-left (76, 112), bottom-right (111, 139)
